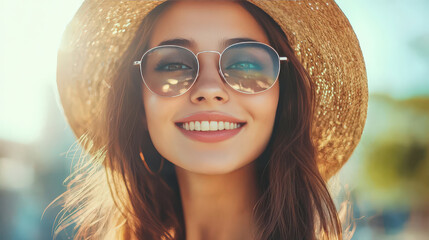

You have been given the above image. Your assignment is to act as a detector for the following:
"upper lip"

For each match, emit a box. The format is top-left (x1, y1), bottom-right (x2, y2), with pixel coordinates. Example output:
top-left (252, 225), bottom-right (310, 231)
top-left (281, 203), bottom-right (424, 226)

top-left (174, 111), bottom-right (247, 123)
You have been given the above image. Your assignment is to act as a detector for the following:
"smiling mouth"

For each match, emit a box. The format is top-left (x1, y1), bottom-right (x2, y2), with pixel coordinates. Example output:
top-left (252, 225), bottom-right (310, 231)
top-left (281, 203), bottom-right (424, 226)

top-left (176, 121), bottom-right (246, 131)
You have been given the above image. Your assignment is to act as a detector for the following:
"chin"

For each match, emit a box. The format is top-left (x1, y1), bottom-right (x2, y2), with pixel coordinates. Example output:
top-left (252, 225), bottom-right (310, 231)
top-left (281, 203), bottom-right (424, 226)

top-left (174, 157), bottom-right (253, 175)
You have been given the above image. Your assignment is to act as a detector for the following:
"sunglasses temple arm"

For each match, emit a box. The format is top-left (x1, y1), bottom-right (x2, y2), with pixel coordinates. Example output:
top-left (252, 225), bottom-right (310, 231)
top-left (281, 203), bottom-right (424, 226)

top-left (279, 57), bottom-right (288, 61)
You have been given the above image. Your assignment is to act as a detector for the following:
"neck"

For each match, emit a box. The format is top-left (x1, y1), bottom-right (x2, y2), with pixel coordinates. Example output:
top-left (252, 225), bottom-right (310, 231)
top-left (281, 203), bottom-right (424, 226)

top-left (175, 162), bottom-right (259, 240)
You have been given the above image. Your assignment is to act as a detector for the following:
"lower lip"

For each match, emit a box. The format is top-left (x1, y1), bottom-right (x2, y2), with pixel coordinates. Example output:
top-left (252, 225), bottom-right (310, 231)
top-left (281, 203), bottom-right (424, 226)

top-left (177, 125), bottom-right (244, 143)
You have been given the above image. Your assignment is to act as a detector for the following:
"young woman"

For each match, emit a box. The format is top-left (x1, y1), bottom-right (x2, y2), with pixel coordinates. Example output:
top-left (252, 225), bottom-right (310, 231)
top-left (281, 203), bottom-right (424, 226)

top-left (56, 0), bottom-right (367, 239)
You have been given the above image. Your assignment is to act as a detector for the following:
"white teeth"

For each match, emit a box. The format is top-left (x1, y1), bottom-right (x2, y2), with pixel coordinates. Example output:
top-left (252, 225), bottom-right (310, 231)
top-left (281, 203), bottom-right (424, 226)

top-left (201, 121), bottom-right (210, 131)
top-left (180, 121), bottom-right (243, 131)
top-left (218, 121), bottom-right (224, 130)
top-left (195, 121), bottom-right (201, 131)
top-left (209, 121), bottom-right (218, 131)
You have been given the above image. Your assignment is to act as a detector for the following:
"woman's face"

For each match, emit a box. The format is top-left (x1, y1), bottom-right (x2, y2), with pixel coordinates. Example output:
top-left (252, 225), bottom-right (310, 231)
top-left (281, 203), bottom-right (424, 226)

top-left (142, 1), bottom-right (279, 175)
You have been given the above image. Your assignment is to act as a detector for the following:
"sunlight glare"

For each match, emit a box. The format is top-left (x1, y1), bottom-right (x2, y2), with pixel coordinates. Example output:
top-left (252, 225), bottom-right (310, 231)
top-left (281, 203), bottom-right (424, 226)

top-left (0, 0), bottom-right (84, 143)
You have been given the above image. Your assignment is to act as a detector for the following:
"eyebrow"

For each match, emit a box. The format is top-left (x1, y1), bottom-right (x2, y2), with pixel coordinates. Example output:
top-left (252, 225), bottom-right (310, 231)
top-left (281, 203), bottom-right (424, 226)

top-left (221, 38), bottom-right (258, 48)
top-left (157, 37), bottom-right (258, 49)
top-left (158, 38), bottom-right (194, 47)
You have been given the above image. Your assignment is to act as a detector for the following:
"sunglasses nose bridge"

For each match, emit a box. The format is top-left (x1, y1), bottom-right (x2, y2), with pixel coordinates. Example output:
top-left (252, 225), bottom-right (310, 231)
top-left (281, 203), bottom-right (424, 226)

top-left (195, 50), bottom-right (222, 75)
top-left (195, 50), bottom-right (221, 57)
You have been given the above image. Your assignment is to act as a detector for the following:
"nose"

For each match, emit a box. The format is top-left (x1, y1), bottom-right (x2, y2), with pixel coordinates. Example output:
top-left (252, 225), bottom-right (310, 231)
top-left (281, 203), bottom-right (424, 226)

top-left (190, 52), bottom-right (229, 104)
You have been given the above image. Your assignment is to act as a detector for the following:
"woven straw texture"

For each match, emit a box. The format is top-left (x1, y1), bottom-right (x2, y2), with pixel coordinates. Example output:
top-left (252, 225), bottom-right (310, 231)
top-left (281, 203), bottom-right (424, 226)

top-left (57, 0), bottom-right (368, 180)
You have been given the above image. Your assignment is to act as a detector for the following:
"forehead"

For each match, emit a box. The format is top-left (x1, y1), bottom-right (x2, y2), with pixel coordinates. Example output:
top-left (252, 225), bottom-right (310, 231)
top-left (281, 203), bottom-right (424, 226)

top-left (148, 1), bottom-right (269, 50)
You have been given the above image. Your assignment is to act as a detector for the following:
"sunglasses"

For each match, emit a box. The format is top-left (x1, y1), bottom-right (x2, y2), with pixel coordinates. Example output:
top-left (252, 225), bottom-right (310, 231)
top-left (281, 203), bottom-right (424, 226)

top-left (133, 42), bottom-right (288, 97)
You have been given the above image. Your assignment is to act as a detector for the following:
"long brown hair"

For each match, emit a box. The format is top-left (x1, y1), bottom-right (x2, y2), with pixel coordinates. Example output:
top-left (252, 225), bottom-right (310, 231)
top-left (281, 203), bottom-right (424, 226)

top-left (55, 1), bottom-right (342, 239)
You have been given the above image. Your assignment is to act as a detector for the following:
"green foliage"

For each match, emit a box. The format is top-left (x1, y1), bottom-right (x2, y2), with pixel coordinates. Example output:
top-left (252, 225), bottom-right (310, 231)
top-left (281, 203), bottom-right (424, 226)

top-left (359, 95), bottom-right (429, 208)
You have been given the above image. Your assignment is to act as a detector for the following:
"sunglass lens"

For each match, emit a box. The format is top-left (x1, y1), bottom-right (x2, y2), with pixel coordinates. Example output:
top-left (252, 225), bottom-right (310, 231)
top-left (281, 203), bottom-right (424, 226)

top-left (220, 43), bottom-right (279, 94)
top-left (141, 46), bottom-right (198, 97)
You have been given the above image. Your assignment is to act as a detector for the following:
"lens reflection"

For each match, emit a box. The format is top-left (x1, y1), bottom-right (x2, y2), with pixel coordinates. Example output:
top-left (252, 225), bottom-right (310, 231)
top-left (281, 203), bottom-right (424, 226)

top-left (141, 46), bottom-right (198, 97)
top-left (221, 43), bottom-right (279, 94)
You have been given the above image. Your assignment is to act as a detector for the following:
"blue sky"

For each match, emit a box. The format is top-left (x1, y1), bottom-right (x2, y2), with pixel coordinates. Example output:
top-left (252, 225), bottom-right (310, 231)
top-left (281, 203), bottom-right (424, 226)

top-left (337, 0), bottom-right (429, 98)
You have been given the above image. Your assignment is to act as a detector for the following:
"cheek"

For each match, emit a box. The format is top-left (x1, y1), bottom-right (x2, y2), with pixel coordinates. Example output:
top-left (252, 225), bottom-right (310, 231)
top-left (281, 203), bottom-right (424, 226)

top-left (143, 88), bottom-right (158, 128)
top-left (245, 82), bottom-right (279, 145)
top-left (142, 87), bottom-right (187, 165)
top-left (247, 82), bottom-right (280, 126)
top-left (142, 88), bottom-right (173, 151)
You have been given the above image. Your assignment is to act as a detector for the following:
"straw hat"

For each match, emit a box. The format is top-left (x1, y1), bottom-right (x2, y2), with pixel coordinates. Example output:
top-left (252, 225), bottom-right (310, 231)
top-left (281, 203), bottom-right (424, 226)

top-left (57, 0), bottom-right (368, 180)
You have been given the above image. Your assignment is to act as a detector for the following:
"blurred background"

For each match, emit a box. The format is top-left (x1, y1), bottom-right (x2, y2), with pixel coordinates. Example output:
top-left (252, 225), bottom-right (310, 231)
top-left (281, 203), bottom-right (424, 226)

top-left (0, 0), bottom-right (428, 239)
